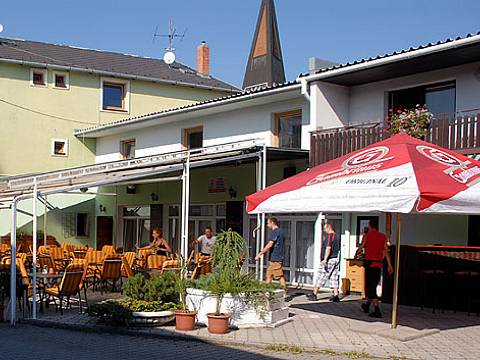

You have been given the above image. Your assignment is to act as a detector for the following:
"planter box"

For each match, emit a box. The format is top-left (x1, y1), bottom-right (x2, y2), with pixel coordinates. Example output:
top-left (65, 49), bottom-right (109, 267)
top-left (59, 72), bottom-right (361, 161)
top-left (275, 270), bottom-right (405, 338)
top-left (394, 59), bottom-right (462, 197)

top-left (186, 288), bottom-right (290, 328)
top-left (129, 310), bottom-right (175, 327)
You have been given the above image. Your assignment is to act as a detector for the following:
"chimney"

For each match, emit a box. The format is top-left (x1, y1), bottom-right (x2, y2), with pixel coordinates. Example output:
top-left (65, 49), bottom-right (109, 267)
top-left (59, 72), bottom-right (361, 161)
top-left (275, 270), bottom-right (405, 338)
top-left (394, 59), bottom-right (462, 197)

top-left (197, 41), bottom-right (210, 76)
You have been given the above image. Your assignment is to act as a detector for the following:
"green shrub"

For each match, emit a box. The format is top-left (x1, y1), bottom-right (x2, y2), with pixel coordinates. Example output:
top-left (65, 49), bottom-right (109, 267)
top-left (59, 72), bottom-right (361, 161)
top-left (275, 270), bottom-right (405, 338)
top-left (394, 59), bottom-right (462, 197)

top-left (87, 300), bottom-right (131, 326)
top-left (122, 272), bottom-right (178, 303)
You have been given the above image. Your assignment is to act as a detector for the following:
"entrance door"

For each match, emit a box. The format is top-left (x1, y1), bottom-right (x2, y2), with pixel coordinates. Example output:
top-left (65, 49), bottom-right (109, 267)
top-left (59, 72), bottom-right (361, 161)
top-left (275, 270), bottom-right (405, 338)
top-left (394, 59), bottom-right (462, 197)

top-left (96, 216), bottom-right (113, 250)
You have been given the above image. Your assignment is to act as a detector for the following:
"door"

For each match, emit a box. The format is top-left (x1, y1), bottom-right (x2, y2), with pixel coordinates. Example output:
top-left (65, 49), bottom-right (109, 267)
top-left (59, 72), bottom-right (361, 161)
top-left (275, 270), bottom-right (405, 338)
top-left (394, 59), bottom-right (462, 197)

top-left (96, 216), bottom-right (113, 250)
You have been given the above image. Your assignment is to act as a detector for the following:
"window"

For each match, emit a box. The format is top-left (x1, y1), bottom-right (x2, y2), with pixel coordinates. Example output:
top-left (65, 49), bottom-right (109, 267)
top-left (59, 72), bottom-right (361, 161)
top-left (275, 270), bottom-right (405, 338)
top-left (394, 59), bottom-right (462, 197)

top-left (389, 82), bottom-right (456, 120)
top-left (120, 139), bottom-right (136, 159)
top-left (30, 68), bottom-right (47, 87)
top-left (274, 110), bottom-right (302, 149)
top-left (183, 126), bottom-right (203, 149)
top-left (76, 213), bottom-right (89, 237)
top-left (101, 78), bottom-right (129, 112)
top-left (53, 72), bottom-right (69, 89)
top-left (51, 139), bottom-right (68, 157)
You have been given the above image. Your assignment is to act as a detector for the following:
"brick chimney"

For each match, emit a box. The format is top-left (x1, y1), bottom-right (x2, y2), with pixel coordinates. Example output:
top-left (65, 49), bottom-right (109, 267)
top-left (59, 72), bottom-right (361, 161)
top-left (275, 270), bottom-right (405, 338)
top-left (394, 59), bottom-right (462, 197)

top-left (197, 41), bottom-right (210, 76)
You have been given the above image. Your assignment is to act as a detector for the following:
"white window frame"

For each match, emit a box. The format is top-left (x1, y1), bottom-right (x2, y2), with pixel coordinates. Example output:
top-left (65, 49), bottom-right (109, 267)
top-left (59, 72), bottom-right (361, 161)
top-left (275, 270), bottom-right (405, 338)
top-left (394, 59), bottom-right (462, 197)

top-left (100, 77), bottom-right (130, 113)
top-left (51, 138), bottom-right (69, 157)
top-left (52, 71), bottom-right (70, 90)
top-left (30, 68), bottom-right (47, 87)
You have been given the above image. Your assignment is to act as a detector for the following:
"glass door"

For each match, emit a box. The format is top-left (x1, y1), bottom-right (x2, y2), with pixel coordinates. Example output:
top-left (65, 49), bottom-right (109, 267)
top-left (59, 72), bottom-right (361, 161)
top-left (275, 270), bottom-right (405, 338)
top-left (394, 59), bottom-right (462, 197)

top-left (294, 220), bottom-right (315, 285)
top-left (121, 206), bottom-right (151, 251)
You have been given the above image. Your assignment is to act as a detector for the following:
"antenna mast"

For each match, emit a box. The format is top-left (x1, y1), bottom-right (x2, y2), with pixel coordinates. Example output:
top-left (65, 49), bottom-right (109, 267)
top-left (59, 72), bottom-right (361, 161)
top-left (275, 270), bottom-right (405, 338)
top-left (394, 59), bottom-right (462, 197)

top-left (153, 19), bottom-right (187, 65)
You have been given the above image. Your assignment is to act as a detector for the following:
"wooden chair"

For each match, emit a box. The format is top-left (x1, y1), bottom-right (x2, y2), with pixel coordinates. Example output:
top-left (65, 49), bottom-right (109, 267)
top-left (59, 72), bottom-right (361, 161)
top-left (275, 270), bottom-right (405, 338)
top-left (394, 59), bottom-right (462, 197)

top-left (101, 245), bottom-right (116, 258)
top-left (97, 259), bottom-right (122, 293)
top-left (37, 254), bottom-right (55, 272)
top-left (121, 252), bottom-right (135, 278)
top-left (2, 257), bottom-right (31, 315)
top-left (162, 259), bottom-right (180, 273)
top-left (147, 254), bottom-right (166, 271)
top-left (48, 247), bottom-right (67, 271)
top-left (45, 264), bottom-right (84, 315)
top-left (37, 245), bottom-right (49, 255)
top-left (191, 254), bottom-right (213, 279)
top-left (84, 250), bottom-right (105, 290)
top-left (137, 249), bottom-right (154, 269)
top-left (62, 242), bottom-right (75, 254)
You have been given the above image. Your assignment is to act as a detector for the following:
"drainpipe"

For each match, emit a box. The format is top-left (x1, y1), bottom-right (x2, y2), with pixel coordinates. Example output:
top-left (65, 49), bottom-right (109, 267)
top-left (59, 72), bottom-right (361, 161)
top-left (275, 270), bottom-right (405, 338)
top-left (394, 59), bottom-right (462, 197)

top-left (300, 78), bottom-right (310, 102)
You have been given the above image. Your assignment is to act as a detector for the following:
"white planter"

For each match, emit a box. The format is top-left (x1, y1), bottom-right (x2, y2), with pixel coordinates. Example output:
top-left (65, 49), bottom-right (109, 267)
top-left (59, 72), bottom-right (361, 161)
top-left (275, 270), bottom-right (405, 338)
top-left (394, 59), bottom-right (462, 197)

top-left (186, 288), bottom-right (290, 328)
top-left (130, 310), bottom-right (175, 327)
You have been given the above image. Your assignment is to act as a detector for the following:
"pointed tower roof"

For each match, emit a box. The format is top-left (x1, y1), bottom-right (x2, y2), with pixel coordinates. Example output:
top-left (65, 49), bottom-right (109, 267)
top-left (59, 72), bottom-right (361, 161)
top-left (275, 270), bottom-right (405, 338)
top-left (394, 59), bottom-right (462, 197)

top-left (243, 0), bottom-right (286, 90)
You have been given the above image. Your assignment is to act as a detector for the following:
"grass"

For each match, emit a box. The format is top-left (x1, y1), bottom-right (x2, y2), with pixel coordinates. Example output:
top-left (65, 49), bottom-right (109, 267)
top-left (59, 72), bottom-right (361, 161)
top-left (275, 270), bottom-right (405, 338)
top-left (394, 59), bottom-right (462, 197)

top-left (319, 349), bottom-right (339, 356)
top-left (264, 344), bottom-right (303, 355)
top-left (341, 351), bottom-right (372, 359)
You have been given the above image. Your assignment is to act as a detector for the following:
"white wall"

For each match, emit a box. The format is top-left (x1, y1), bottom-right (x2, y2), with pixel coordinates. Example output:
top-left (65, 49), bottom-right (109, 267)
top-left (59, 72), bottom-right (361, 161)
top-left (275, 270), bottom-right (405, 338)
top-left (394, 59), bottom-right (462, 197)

top-left (349, 62), bottom-right (480, 125)
top-left (95, 98), bottom-right (309, 161)
top-left (310, 62), bottom-right (480, 129)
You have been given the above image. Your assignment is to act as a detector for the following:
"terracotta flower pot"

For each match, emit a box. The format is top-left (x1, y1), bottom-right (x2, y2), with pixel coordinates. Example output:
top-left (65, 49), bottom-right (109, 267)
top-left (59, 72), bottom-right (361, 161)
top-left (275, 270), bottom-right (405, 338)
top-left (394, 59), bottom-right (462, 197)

top-left (207, 313), bottom-right (231, 334)
top-left (175, 310), bottom-right (197, 331)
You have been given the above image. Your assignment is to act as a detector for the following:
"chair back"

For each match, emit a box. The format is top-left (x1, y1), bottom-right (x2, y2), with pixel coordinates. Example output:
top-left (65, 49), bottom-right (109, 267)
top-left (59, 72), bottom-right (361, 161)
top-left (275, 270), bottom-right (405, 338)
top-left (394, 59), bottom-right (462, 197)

top-left (62, 242), bottom-right (75, 254)
top-left (37, 245), bottom-right (49, 255)
top-left (147, 254), bottom-right (166, 270)
top-left (48, 246), bottom-right (65, 260)
top-left (85, 250), bottom-right (104, 265)
top-left (17, 252), bottom-right (27, 264)
top-left (2, 257), bottom-right (30, 286)
top-left (137, 249), bottom-right (154, 268)
top-left (38, 254), bottom-right (55, 270)
top-left (162, 259), bottom-right (180, 272)
top-left (102, 259), bottom-right (122, 280)
top-left (121, 256), bottom-right (134, 278)
top-left (101, 245), bottom-right (116, 257)
top-left (123, 252), bottom-right (135, 267)
top-left (73, 250), bottom-right (87, 259)
top-left (0, 243), bottom-right (10, 252)
top-left (59, 264), bottom-right (84, 296)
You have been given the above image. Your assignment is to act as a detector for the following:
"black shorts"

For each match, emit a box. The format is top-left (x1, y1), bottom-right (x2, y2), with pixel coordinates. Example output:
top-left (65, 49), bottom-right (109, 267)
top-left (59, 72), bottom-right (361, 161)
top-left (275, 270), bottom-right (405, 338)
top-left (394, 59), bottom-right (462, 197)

top-left (365, 265), bottom-right (382, 301)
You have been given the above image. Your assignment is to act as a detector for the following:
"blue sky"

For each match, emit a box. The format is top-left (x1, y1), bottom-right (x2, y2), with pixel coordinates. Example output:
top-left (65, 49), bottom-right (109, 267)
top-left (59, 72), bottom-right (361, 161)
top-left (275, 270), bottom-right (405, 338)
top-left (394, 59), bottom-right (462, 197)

top-left (1, 0), bottom-right (480, 88)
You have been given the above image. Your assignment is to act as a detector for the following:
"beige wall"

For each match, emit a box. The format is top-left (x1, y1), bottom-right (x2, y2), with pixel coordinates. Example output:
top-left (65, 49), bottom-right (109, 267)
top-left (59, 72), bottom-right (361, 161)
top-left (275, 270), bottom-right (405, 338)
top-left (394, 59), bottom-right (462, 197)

top-left (0, 62), bottom-right (228, 175)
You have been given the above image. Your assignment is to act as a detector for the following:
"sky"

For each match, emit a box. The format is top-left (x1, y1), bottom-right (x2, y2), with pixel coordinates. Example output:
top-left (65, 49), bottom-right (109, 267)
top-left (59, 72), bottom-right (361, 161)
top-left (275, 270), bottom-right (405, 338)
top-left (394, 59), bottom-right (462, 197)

top-left (1, 0), bottom-right (480, 88)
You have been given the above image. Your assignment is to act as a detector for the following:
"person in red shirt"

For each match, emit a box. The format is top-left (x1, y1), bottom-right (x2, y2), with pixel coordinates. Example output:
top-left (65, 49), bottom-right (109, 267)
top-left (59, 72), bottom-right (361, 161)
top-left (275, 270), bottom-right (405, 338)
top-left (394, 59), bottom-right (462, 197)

top-left (355, 219), bottom-right (393, 318)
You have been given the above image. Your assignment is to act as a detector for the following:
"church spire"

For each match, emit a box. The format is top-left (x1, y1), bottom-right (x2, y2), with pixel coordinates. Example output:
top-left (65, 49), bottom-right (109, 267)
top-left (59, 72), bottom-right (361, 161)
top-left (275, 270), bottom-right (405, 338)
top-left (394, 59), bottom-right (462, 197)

top-left (243, 0), bottom-right (286, 90)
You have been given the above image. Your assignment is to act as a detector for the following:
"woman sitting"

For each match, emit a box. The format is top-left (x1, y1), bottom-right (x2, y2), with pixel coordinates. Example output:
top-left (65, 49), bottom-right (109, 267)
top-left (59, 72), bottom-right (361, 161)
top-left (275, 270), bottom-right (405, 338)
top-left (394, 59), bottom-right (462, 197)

top-left (137, 227), bottom-right (172, 257)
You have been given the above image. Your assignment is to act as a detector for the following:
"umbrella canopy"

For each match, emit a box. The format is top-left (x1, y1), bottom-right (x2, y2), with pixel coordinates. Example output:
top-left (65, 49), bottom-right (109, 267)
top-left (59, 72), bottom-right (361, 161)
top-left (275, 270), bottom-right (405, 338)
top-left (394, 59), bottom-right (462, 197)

top-left (247, 133), bottom-right (480, 215)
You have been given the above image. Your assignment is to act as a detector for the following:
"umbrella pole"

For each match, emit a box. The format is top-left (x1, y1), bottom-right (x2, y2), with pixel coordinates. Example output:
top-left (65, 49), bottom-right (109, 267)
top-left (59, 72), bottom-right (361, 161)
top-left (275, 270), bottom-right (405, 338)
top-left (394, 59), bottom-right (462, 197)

top-left (391, 213), bottom-right (402, 329)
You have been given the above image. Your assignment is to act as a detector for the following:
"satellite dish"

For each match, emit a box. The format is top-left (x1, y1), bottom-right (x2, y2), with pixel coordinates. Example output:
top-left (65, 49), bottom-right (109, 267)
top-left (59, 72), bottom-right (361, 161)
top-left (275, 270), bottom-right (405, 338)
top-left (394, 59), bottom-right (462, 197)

top-left (163, 51), bottom-right (176, 65)
top-left (0, 24), bottom-right (4, 33)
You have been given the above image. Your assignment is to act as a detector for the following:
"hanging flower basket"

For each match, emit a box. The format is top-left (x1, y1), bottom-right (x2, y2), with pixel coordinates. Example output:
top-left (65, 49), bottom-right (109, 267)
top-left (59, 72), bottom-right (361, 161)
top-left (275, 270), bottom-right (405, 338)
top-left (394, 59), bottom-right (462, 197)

top-left (386, 105), bottom-right (434, 139)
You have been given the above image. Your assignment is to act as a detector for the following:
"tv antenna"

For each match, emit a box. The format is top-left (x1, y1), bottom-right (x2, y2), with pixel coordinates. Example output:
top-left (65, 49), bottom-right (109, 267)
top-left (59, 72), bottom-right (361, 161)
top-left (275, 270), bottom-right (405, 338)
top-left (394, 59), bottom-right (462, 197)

top-left (153, 19), bottom-right (187, 65)
top-left (0, 24), bottom-right (4, 33)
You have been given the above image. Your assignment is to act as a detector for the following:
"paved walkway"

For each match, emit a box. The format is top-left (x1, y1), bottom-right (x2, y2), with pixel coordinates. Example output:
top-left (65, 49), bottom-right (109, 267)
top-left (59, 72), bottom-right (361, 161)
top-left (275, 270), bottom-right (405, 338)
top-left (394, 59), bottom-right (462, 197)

top-left (14, 291), bottom-right (480, 360)
top-left (0, 324), bottom-right (345, 360)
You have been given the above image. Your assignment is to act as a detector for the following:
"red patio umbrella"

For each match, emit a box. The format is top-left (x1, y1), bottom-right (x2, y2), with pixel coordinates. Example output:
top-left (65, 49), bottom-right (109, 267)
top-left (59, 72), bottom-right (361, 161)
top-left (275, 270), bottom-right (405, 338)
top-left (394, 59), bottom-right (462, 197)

top-left (246, 133), bottom-right (480, 327)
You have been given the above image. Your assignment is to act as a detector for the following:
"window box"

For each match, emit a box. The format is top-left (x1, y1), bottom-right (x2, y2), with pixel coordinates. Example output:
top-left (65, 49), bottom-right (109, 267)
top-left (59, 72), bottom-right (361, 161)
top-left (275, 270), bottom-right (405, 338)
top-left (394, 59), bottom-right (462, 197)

top-left (30, 68), bottom-right (47, 87)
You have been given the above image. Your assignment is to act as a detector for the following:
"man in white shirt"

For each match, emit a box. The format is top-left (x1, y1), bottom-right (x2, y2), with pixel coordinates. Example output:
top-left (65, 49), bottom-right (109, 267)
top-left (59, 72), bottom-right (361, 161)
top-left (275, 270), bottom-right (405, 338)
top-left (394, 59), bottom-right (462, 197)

top-left (193, 227), bottom-right (217, 256)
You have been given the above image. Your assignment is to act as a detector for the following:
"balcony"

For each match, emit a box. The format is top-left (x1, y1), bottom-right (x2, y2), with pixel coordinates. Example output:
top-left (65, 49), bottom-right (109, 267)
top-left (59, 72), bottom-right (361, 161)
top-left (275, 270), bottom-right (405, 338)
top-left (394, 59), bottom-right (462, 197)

top-left (310, 112), bottom-right (480, 166)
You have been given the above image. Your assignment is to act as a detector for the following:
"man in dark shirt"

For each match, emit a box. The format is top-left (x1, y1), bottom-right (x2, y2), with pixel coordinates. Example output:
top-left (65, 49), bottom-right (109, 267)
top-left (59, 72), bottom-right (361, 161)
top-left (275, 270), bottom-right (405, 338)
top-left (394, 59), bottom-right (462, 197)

top-left (307, 223), bottom-right (341, 302)
top-left (255, 217), bottom-right (287, 291)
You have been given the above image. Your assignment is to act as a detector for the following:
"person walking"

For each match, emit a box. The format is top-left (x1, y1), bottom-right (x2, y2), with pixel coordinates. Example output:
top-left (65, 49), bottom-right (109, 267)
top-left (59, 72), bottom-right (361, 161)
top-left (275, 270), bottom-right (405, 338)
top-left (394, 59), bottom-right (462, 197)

top-left (354, 219), bottom-right (393, 318)
top-left (255, 217), bottom-right (288, 294)
top-left (307, 223), bottom-right (341, 302)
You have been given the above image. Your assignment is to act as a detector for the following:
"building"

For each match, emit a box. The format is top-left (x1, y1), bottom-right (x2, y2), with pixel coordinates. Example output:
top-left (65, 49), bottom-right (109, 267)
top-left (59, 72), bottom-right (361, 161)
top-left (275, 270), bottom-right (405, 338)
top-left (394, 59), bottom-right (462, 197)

top-left (0, 36), bottom-right (237, 241)
top-left (2, 2), bottom-right (480, 290)
top-left (0, 37), bottom-right (237, 176)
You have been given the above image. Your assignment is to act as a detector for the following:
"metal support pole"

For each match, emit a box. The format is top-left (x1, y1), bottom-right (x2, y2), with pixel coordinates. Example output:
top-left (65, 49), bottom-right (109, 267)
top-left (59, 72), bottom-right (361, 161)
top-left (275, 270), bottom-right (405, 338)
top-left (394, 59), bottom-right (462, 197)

top-left (43, 195), bottom-right (47, 248)
top-left (255, 153), bottom-right (263, 279)
top-left (32, 180), bottom-right (38, 319)
top-left (259, 145), bottom-right (267, 280)
top-left (184, 153), bottom-right (190, 260)
top-left (10, 199), bottom-right (18, 326)
top-left (391, 213), bottom-right (402, 329)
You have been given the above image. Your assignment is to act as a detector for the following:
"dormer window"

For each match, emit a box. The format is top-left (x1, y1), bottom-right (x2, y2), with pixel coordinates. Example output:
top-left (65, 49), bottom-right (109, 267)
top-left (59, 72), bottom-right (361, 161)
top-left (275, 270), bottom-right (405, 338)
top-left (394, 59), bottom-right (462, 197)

top-left (30, 68), bottom-right (47, 87)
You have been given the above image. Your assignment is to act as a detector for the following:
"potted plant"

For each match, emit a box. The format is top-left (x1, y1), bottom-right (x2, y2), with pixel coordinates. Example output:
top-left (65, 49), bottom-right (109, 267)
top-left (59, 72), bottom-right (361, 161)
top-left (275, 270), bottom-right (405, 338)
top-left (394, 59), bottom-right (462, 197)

top-left (174, 255), bottom-right (197, 331)
top-left (205, 229), bottom-right (245, 334)
top-left (386, 105), bottom-right (434, 139)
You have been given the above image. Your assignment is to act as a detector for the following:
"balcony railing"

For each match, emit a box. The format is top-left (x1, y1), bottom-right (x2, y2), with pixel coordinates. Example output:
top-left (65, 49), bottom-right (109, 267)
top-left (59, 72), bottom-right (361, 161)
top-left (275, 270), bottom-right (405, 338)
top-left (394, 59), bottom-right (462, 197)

top-left (310, 113), bottom-right (480, 166)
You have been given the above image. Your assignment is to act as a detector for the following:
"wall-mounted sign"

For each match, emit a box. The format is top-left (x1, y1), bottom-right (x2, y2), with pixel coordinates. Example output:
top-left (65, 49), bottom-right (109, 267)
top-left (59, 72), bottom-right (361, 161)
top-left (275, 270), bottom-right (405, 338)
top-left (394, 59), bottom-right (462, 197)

top-left (208, 177), bottom-right (226, 193)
